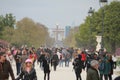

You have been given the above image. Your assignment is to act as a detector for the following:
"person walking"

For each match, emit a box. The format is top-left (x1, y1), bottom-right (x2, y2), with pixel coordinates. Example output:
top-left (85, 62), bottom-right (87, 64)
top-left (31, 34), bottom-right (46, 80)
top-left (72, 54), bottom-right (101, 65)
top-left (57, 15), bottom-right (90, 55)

top-left (80, 51), bottom-right (87, 67)
top-left (15, 58), bottom-right (37, 80)
top-left (73, 54), bottom-right (83, 80)
top-left (108, 54), bottom-right (114, 80)
top-left (37, 50), bottom-right (46, 69)
top-left (0, 52), bottom-right (15, 80)
top-left (99, 54), bottom-right (111, 80)
top-left (14, 49), bottom-right (22, 75)
top-left (51, 52), bottom-right (59, 71)
top-left (21, 49), bottom-right (28, 68)
top-left (112, 54), bottom-right (117, 69)
top-left (86, 60), bottom-right (100, 80)
top-left (42, 54), bottom-right (50, 80)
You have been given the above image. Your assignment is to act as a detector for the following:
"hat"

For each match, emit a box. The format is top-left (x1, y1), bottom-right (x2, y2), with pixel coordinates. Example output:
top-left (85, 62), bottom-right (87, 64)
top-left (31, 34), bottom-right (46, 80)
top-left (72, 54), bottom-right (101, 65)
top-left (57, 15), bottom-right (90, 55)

top-left (0, 52), bottom-right (5, 56)
top-left (25, 59), bottom-right (33, 63)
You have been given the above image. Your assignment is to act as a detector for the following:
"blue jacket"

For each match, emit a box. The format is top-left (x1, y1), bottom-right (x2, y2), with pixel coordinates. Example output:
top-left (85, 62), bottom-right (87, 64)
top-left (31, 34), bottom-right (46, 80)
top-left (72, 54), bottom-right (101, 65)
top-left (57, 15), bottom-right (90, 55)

top-left (99, 57), bottom-right (111, 75)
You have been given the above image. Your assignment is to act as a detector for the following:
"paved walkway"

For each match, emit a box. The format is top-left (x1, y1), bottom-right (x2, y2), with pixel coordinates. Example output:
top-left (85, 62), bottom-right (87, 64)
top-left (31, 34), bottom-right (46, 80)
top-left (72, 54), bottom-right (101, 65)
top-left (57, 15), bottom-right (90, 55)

top-left (9, 61), bottom-right (119, 80)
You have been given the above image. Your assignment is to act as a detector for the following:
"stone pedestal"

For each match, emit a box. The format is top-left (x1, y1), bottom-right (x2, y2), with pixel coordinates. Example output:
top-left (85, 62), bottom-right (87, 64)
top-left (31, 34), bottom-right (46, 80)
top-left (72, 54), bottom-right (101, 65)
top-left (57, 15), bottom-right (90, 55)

top-left (96, 36), bottom-right (102, 51)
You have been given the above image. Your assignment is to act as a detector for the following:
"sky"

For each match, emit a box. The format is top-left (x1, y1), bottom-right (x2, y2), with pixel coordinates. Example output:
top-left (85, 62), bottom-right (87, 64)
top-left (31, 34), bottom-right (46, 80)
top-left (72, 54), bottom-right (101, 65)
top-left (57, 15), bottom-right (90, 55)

top-left (0, 0), bottom-right (114, 29)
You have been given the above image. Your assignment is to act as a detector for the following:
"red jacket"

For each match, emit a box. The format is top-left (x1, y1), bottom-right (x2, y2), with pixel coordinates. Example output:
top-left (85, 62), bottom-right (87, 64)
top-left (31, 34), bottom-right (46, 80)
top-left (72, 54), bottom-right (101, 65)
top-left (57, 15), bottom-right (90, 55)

top-left (29, 53), bottom-right (37, 61)
top-left (81, 53), bottom-right (86, 61)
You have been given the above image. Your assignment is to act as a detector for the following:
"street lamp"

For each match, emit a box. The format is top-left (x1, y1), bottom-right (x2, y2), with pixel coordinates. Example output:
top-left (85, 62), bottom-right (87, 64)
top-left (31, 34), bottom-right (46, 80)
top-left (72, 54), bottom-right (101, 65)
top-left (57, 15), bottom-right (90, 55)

top-left (88, 7), bottom-right (94, 16)
top-left (99, 0), bottom-right (107, 53)
top-left (88, 7), bottom-right (94, 50)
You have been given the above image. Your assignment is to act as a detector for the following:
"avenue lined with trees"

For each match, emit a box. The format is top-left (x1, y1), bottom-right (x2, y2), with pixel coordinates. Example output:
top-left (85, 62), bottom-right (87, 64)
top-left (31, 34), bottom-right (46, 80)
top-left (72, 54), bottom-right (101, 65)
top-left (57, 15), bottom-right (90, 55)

top-left (0, 1), bottom-right (120, 53)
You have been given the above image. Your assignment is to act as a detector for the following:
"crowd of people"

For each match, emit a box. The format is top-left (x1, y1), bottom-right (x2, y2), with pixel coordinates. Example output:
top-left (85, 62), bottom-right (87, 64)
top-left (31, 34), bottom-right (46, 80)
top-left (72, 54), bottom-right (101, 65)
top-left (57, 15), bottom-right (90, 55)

top-left (0, 45), bottom-right (119, 80)
top-left (0, 45), bottom-right (73, 80)
top-left (72, 49), bottom-right (119, 80)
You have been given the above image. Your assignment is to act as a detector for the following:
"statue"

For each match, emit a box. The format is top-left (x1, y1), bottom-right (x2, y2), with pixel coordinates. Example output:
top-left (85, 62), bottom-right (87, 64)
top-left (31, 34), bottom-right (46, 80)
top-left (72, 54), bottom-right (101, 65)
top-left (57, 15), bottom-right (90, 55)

top-left (96, 36), bottom-right (102, 51)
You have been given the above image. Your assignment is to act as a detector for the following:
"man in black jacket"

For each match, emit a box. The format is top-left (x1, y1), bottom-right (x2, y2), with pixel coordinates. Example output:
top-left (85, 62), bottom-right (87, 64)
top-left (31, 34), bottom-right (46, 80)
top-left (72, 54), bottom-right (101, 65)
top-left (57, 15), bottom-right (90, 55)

top-left (73, 54), bottom-right (84, 80)
top-left (42, 55), bottom-right (50, 80)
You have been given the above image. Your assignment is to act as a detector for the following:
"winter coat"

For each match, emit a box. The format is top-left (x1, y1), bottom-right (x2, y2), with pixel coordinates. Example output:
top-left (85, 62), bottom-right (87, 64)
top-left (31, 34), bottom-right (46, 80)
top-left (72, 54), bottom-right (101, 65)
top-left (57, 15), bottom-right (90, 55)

top-left (14, 53), bottom-right (22, 63)
top-left (99, 57), bottom-right (111, 75)
top-left (42, 57), bottom-right (50, 73)
top-left (38, 54), bottom-right (45, 62)
top-left (86, 67), bottom-right (100, 80)
top-left (72, 57), bottom-right (83, 72)
top-left (109, 59), bottom-right (114, 75)
top-left (0, 60), bottom-right (15, 80)
top-left (15, 68), bottom-right (37, 80)
top-left (51, 54), bottom-right (59, 66)
top-left (98, 60), bottom-right (105, 74)
top-left (81, 53), bottom-right (86, 61)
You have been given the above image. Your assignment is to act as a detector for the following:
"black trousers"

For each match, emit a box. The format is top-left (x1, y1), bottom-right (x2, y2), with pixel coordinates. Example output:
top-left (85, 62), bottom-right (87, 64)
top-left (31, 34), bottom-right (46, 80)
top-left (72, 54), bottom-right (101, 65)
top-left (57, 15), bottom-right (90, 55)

top-left (100, 74), bottom-right (108, 80)
top-left (108, 74), bottom-right (112, 80)
top-left (75, 69), bottom-right (82, 80)
top-left (44, 72), bottom-right (50, 80)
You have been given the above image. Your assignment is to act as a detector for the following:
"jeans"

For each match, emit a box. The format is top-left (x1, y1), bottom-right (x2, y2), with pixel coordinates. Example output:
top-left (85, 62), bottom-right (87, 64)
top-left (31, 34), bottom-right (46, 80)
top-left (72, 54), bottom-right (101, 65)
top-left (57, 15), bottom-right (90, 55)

top-left (16, 62), bottom-right (21, 75)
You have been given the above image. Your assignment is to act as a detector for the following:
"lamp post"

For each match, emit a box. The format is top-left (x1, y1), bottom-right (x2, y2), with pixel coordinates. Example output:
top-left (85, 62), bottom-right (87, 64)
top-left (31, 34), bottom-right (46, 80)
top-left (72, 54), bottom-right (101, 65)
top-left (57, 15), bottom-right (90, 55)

top-left (88, 7), bottom-right (94, 16)
top-left (88, 7), bottom-right (94, 50)
top-left (99, 0), bottom-right (107, 53)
